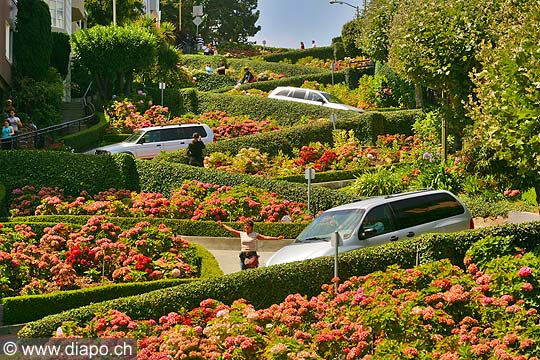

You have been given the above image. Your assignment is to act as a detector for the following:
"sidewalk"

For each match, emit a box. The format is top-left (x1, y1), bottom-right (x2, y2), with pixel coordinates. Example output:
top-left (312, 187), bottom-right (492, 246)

top-left (184, 236), bottom-right (294, 275)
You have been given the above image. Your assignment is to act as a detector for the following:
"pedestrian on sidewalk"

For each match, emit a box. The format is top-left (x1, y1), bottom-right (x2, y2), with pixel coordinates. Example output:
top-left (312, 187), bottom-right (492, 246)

top-left (217, 219), bottom-right (284, 270)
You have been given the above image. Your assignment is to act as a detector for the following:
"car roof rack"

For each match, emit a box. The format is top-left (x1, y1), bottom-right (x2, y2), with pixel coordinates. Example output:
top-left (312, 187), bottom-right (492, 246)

top-left (383, 188), bottom-right (434, 199)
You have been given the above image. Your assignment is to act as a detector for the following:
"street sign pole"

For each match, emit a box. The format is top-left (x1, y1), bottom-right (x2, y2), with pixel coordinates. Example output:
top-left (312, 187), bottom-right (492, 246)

top-left (305, 168), bottom-right (315, 214)
top-left (159, 82), bottom-right (166, 105)
top-left (331, 232), bottom-right (342, 292)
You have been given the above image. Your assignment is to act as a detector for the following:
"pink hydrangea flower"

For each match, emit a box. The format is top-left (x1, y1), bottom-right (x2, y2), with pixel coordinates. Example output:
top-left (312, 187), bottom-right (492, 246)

top-left (518, 266), bottom-right (533, 277)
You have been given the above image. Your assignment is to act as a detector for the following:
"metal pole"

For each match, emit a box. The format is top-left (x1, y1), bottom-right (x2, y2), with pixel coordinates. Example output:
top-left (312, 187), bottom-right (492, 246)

top-left (178, 0), bottom-right (182, 32)
top-left (113, 0), bottom-right (117, 25)
top-left (307, 176), bottom-right (311, 214)
top-left (161, 88), bottom-right (164, 105)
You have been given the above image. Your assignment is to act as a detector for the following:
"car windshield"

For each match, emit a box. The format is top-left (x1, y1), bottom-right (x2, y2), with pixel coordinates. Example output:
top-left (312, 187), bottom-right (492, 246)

top-left (124, 130), bottom-right (144, 143)
top-left (296, 209), bottom-right (364, 242)
top-left (321, 92), bottom-right (345, 104)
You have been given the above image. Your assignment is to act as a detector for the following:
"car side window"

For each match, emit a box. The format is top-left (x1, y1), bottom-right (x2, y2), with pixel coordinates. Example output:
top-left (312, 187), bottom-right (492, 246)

top-left (361, 205), bottom-right (394, 237)
top-left (275, 89), bottom-right (290, 96)
top-left (143, 130), bottom-right (160, 143)
top-left (390, 193), bottom-right (465, 230)
top-left (184, 126), bottom-right (207, 139)
top-left (307, 92), bottom-right (324, 102)
top-left (292, 89), bottom-right (307, 99)
top-left (160, 128), bottom-right (181, 141)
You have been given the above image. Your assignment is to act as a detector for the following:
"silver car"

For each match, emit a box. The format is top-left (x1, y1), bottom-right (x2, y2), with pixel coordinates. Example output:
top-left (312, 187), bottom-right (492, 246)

top-left (268, 86), bottom-right (364, 113)
top-left (87, 123), bottom-right (214, 159)
top-left (266, 189), bottom-right (474, 266)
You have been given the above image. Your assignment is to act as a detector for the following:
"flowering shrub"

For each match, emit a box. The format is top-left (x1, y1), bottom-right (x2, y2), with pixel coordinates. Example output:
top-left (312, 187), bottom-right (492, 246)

top-left (205, 131), bottom-right (428, 176)
top-left (296, 56), bottom-right (371, 71)
top-left (9, 181), bottom-right (311, 223)
top-left (105, 100), bottom-right (198, 133)
top-left (105, 101), bottom-right (279, 139)
top-left (0, 216), bottom-right (196, 296)
top-left (198, 111), bottom-right (281, 139)
top-left (59, 254), bottom-right (540, 359)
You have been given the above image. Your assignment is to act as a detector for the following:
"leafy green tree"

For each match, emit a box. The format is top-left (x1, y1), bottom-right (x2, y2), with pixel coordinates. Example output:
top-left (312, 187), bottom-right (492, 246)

top-left (340, 20), bottom-right (363, 58)
top-left (50, 32), bottom-right (71, 78)
top-left (355, 0), bottom-right (398, 63)
top-left (13, 0), bottom-right (52, 81)
top-left (467, 0), bottom-right (540, 202)
top-left (387, 0), bottom-right (494, 109)
top-left (85, 0), bottom-right (144, 27)
top-left (71, 25), bottom-right (158, 103)
top-left (160, 0), bottom-right (260, 44)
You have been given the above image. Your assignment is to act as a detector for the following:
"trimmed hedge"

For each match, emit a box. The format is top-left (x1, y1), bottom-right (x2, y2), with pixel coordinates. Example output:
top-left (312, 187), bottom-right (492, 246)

top-left (195, 91), bottom-right (359, 126)
top-left (217, 67), bottom-right (372, 93)
top-left (20, 222), bottom-right (540, 338)
top-left (8, 216), bottom-right (307, 240)
top-left (1, 279), bottom-right (198, 325)
top-left (180, 55), bottom-right (325, 78)
top-left (261, 46), bottom-right (335, 63)
top-left (155, 110), bottom-right (423, 163)
top-left (0, 151), bottom-right (140, 201)
top-left (136, 161), bottom-right (357, 215)
top-left (62, 112), bottom-right (108, 153)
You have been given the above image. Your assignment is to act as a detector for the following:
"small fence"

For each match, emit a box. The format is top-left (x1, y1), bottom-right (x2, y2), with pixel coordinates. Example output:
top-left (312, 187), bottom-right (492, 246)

top-left (1, 83), bottom-right (97, 151)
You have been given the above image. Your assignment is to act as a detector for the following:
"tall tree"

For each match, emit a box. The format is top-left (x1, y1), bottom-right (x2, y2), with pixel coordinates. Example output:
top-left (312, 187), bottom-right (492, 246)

top-left (71, 25), bottom-right (158, 103)
top-left (467, 0), bottom-right (540, 203)
top-left (13, 0), bottom-right (52, 81)
top-left (85, 0), bottom-right (144, 27)
top-left (355, 0), bottom-right (398, 63)
top-left (160, 0), bottom-right (260, 44)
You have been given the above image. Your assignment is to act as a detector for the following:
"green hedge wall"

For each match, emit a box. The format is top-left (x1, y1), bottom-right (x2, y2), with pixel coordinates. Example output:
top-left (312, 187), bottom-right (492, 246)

top-left (180, 55), bottom-right (325, 77)
top-left (8, 216), bottom-right (307, 240)
top-left (0, 151), bottom-right (140, 201)
top-left (156, 110), bottom-right (423, 163)
top-left (61, 113), bottom-right (108, 153)
top-left (2, 279), bottom-right (198, 325)
top-left (136, 161), bottom-right (357, 215)
top-left (212, 70), bottom-right (347, 93)
top-left (21, 222), bottom-right (540, 338)
top-left (261, 46), bottom-right (335, 63)
top-left (220, 67), bottom-right (371, 93)
top-left (195, 91), bottom-right (356, 125)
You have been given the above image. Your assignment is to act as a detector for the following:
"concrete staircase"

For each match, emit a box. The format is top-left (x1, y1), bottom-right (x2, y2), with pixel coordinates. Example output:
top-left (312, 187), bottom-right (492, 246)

top-left (60, 101), bottom-right (85, 122)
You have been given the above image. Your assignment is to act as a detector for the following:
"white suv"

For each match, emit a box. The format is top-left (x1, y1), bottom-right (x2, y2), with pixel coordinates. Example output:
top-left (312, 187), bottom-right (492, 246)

top-left (88, 123), bottom-right (214, 159)
top-left (266, 189), bottom-right (473, 266)
top-left (268, 86), bottom-right (364, 113)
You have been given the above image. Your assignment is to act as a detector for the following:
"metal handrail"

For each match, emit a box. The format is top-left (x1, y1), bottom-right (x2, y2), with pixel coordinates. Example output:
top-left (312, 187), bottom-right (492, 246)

top-left (2, 84), bottom-right (97, 150)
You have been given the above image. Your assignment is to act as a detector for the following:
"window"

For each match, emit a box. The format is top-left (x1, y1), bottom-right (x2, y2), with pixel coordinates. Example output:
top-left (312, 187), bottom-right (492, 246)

top-left (48, 0), bottom-right (64, 29)
top-left (183, 126), bottom-right (207, 139)
top-left (390, 193), bottom-right (465, 229)
top-left (275, 89), bottom-right (290, 96)
top-left (143, 130), bottom-right (161, 143)
top-left (5, 21), bottom-right (13, 63)
top-left (361, 205), bottom-right (395, 237)
top-left (292, 89), bottom-right (307, 99)
top-left (306, 91), bottom-right (324, 102)
top-left (160, 128), bottom-right (181, 141)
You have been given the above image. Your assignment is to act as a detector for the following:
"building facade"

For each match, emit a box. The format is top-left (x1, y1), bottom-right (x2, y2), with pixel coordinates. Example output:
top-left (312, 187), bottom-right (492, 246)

top-left (0, 0), bottom-right (86, 98)
top-left (0, 0), bottom-right (16, 97)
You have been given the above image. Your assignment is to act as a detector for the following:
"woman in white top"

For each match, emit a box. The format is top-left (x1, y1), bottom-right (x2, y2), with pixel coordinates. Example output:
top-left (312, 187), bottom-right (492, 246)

top-left (217, 219), bottom-right (284, 270)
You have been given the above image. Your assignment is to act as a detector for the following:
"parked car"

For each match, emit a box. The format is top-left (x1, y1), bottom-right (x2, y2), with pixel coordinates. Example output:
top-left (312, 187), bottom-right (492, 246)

top-left (266, 189), bottom-right (474, 266)
top-left (87, 124), bottom-right (214, 159)
top-left (267, 86), bottom-right (364, 113)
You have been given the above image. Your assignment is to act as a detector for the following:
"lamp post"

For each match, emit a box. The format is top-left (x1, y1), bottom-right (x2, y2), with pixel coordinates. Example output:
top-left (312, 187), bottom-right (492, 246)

top-left (329, 0), bottom-right (362, 18)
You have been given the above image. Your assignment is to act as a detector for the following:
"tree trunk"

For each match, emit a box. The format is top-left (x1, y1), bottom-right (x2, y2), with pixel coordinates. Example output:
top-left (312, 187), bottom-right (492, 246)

top-left (415, 84), bottom-right (424, 108)
top-left (535, 185), bottom-right (540, 210)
